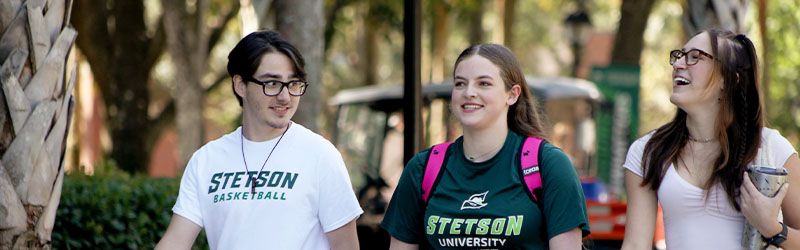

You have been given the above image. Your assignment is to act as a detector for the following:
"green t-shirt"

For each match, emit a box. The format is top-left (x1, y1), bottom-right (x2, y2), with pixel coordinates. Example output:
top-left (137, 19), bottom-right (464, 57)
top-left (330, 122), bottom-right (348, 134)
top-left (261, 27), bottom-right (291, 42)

top-left (381, 131), bottom-right (590, 249)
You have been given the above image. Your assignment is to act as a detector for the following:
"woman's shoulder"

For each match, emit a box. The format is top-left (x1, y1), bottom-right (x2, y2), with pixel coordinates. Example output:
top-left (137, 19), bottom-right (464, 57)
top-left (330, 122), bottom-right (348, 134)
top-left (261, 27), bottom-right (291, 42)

top-left (759, 127), bottom-right (798, 166)
top-left (760, 127), bottom-right (795, 149)
top-left (539, 142), bottom-right (573, 168)
top-left (396, 143), bottom-right (452, 188)
top-left (538, 142), bottom-right (582, 188)
top-left (412, 147), bottom-right (435, 164)
top-left (761, 127), bottom-right (786, 142)
top-left (540, 141), bottom-right (565, 155)
top-left (623, 130), bottom-right (657, 154)
top-left (635, 130), bottom-right (657, 145)
top-left (403, 144), bottom-right (442, 173)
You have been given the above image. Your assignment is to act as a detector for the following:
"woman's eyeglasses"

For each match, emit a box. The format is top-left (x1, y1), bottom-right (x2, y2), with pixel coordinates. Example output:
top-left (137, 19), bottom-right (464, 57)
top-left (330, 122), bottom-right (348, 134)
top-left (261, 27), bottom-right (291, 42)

top-left (669, 49), bottom-right (714, 66)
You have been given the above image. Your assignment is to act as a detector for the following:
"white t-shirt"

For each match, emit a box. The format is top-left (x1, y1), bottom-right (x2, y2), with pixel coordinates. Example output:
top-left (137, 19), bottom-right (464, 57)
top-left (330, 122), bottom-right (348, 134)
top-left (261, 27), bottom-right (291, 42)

top-left (173, 123), bottom-right (363, 250)
top-left (623, 128), bottom-right (797, 250)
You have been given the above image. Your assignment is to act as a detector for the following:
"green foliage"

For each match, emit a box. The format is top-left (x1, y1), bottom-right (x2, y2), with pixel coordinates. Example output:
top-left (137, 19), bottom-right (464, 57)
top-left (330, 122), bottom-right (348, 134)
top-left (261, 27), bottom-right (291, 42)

top-left (765, 0), bottom-right (800, 147)
top-left (52, 163), bottom-right (208, 250)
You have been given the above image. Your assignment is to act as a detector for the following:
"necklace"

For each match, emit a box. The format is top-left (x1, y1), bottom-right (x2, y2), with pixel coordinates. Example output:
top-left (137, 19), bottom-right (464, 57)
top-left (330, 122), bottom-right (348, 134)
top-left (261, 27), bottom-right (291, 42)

top-left (464, 141), bottom-right (504, 162)
top-left (241, 122), bottom-right (290, 194)
top-left (688, 135), bottom-right (714, 143)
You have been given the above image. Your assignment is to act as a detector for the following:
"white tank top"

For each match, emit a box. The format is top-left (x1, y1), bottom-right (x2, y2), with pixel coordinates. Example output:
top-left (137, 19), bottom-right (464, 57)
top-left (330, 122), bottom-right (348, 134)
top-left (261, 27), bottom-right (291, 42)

top-left (658, 164), bottom-right (745, 249)
top-left (623, 128), bottom-right (797, 249)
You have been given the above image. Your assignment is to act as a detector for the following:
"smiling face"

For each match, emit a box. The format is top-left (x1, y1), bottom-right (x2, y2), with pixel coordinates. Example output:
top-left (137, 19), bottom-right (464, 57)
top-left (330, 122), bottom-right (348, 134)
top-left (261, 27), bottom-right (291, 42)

top-left (234, 52), bottom-right (301, 131)
top-left (451, 55), bottom-right (520, 131)
top-left (670, 31), bottom-right (722, 109)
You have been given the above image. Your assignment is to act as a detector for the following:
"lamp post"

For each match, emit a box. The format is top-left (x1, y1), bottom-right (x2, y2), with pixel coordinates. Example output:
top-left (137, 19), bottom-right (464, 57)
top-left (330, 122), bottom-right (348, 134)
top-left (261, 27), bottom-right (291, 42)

top-left (564, 8), bottom-right (592, 77)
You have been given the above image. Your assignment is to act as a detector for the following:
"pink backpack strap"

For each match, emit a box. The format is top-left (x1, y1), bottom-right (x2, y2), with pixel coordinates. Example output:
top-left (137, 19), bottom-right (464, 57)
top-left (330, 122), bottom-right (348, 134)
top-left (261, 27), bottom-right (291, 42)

top-left (520, 137), bottom-right (544, 202)
top-left (422, 142), bottom-right (452, 203)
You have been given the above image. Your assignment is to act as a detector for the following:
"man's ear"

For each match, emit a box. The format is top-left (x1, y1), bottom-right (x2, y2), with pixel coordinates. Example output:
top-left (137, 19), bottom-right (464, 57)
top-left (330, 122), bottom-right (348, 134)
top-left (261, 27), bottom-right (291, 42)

top-left (507, 84), bottom-right (521, 105)
top-left (233, 75), bottom-right (246, 98)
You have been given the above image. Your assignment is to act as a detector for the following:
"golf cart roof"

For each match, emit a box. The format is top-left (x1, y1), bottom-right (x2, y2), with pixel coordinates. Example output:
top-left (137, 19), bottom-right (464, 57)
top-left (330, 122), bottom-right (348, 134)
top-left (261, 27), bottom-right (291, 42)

top-left (329, 76), bottom-right (604, 107)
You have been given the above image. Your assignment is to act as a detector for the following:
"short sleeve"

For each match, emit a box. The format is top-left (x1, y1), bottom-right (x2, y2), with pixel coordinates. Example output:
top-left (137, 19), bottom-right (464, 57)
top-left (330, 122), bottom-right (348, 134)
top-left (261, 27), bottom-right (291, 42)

top-left (380, 150), bottom-right (430, 244)
top-left (317, 145), bottom-right (364, 232)
top-left (540, 143), bottom-right (591, 239)
top-left (173, 152), bottom-right (204, 228)
top-left (766, 129), bottom-right (799, 168)
top-left (622, 133), bottom-right (653, 177)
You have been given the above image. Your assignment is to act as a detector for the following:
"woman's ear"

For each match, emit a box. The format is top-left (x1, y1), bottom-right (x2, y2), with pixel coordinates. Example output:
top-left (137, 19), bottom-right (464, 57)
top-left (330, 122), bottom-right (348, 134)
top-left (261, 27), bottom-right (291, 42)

top-left (507, 85), bottom-right (521, 105)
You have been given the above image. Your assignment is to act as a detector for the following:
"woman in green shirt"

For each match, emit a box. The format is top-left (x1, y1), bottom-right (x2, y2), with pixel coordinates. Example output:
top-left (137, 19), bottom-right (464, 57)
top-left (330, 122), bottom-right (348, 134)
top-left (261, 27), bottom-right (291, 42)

top-left (381, 44), bottom-right (590, 249)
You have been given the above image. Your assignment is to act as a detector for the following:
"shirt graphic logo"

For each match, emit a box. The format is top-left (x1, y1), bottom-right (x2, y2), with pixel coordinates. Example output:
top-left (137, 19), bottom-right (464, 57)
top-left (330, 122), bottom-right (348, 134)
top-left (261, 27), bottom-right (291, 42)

top-left (461, 191), bottom-right (489, 210)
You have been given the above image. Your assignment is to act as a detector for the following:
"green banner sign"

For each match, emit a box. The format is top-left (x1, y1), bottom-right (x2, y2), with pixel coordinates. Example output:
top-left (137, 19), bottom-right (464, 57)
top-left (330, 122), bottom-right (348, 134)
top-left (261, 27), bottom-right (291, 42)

top-left (590, 65), bottom-right (640, 198)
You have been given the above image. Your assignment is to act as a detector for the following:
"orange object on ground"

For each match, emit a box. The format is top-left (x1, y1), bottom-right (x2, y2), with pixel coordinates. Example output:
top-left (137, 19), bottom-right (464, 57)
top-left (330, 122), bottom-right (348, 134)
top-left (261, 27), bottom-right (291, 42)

top-left (585, 201), bottom-right (666, 245)
top-left (586, 201), bottom-right (626, 240)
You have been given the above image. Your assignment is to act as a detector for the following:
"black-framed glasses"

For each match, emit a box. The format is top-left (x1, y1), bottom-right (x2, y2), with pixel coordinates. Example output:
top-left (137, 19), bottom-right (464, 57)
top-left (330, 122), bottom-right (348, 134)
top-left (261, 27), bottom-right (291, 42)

top-left (245, 77), bottom-right (309, 96)
top-left (669, 49), bottom-right (714, 66)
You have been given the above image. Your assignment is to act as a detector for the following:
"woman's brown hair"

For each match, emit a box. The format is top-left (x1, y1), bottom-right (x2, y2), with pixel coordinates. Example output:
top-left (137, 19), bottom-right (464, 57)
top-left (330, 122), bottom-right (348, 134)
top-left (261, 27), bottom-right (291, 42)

top-left (453, 44), bottom-right (549, 140)
top-left (640, 30), bottom-right (763, 210)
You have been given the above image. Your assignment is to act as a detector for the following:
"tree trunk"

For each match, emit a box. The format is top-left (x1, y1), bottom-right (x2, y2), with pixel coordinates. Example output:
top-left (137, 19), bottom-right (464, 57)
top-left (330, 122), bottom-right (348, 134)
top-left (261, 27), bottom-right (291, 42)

top-left (431, 0), bottom-right (448, 83)
top-left (427, 0), bottom-right (450, 147)
top-left (464, 0), bottom-right (485, 45)
top-left (757, 0), bottom-right (768, 116)
top-left (492, 0), bottom-right (506, 44)
top-left (503, 0), bottom-right (517, 51)
top-left (0, 0), bottom-right (76, 248)
top-left (72, 0), bottom-right (162, 173)
top-left (610, 0), bottom-right (656, 65)
top-left (253, 0), bottom-right (274, 30)
top-left (72, 0), bottom-right (238, 173)
top-left (364, 1), bottom-right (378, 86)
top-left (274, 0), bottom-right (324, 132)
top-left (162, 0), bottom-right (207, 168)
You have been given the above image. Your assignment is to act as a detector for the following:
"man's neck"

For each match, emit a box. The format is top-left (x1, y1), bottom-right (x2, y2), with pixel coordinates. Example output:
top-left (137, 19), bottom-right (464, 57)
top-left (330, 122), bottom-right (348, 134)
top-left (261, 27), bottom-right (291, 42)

top-left (241, 118), bottom-right (290, 142)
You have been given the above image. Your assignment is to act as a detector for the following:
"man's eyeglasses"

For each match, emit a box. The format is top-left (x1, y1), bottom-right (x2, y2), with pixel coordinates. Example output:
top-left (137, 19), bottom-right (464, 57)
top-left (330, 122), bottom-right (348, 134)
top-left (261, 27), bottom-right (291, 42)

top-left (669, 49), bottom-right (715, 66)
top-left (245, 77), bottom-right (309, 96)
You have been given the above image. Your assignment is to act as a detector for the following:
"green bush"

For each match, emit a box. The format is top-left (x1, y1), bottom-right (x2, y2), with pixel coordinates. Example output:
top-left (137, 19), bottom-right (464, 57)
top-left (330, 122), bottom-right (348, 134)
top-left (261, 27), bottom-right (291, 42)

top-left (52, 164), bottom-right (208, 250)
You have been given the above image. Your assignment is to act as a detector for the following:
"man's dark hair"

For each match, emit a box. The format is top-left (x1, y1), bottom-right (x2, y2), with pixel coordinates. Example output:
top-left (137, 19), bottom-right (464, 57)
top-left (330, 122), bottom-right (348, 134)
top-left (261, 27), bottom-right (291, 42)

top-left (227, 31), bottom-right (306, 106)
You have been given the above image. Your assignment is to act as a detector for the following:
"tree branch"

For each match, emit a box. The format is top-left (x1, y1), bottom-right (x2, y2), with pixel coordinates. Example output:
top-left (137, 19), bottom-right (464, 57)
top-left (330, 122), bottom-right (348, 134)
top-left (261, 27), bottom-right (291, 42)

top-left (148, 71), bottom-right (230, 142)
top-left (324, 0), bottom-right (357, 53)
top-left (206, 1), bottom-right (240, 55)
top-left (72, 0), bottom-right (112, 73)
top-left (145, 16), bottom-right (166, 70)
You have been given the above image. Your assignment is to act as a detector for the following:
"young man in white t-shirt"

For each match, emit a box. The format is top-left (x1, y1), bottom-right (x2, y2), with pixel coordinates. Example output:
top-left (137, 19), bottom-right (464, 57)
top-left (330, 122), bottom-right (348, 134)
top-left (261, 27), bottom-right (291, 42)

top-left (155, 31), bottom-right (363, 250)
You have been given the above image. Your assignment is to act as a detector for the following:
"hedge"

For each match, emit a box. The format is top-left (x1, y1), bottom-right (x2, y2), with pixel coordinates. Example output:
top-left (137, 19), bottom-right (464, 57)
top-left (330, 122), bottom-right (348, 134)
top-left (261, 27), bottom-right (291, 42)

top-left (52, 165), bottom-right (208, 250)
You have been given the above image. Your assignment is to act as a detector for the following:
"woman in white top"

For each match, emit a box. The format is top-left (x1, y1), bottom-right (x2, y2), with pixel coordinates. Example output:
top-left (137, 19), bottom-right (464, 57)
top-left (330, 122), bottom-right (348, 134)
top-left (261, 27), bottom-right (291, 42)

top-left (621, 29), bottom-right (800, 249)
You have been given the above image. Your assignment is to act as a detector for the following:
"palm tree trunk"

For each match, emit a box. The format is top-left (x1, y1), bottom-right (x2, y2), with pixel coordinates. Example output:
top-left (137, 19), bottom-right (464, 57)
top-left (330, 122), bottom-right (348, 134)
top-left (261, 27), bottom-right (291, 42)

top-left (683, 0), bottom-right (748, 36)
top-left (0, 0), bottom-right (75, 248)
